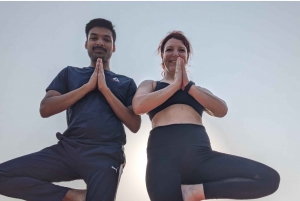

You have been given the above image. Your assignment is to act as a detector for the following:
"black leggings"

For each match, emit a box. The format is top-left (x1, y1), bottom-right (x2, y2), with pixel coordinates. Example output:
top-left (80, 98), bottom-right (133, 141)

top-left (146, 124), bottom-right (280, 200)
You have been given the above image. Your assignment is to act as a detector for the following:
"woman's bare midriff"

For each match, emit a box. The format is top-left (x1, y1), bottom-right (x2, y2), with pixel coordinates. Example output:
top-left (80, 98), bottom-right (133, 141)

top-left (151, 104), bottom-right (203, 128)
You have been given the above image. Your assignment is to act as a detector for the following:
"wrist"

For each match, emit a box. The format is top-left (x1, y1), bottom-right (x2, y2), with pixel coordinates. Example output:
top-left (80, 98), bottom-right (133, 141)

top-left (83, 83), bottom-right (94, 93)
top-left (184, 81), bottom-right (195, 93)
top-left (99, 86), bottom-right (110, 94)
top-left (170, 82), bottom-right (181, 90)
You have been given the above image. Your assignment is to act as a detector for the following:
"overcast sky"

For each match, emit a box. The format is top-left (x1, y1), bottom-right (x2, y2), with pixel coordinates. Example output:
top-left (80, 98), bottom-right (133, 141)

top-left (0, 2), bottom-right (299, 201)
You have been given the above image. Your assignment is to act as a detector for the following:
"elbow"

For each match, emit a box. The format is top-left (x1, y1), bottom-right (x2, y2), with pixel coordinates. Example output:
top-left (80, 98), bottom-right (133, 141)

top-left (39, 109), bottom-right (48, 118)
top-left (39, 105), bottom-right (50, 118)
top-left (217, 105), bottom-right (228, 118)
top-left (131, 127), bottom-right (139, 134)
top-left (129, 115), bottom-right (141, 133)
top-left (129, 121), bottom-right (141, 134)
top-left (219, 109), bottom-right (228, 118)
top-left (132, 98), bottom-right (148, 115)
top-left (132, 103), bottom-right (144, 116)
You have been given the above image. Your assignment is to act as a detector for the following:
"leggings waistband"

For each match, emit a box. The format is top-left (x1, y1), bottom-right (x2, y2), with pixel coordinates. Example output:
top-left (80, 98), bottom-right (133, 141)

top-left (148, 124), bottom-right (211, 149)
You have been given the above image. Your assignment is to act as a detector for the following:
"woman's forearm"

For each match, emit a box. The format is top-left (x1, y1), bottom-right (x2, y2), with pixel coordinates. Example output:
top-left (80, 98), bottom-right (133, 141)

top-left (133, 83), bottom-right (179, 115)
top-left (188, 85), bottom-right (228, 117)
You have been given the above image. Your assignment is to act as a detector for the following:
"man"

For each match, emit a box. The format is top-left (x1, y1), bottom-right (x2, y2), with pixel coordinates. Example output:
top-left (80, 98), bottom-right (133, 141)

top-left (0, 18), bottom-right (141, 201)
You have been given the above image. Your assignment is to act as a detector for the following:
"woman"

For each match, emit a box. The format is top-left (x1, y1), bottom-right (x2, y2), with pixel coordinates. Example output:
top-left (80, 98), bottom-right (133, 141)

top-left (132, 31), bottom-right (280, 201)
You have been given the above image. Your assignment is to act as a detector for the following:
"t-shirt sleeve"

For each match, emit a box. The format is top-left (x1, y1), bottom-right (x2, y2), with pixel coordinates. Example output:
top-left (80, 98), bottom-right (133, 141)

top-left (125, 79), bottom-right (137, 107)
top-left (46, 67), bottom-right (69, 94)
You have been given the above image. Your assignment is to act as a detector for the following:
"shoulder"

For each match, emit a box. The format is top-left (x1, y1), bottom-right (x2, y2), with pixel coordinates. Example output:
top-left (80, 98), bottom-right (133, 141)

top-left (59, 66), bottom-right (81, 73)
top-left (58, 66), bottom-right (89, 76)
top-left (139, 80), bottom-right (156, 87)
top-left (65, 66), bottom-right (80, 70)
top-left (137, 80), bottom-right (157, 92)
top-left (67, 66), bottom-right (90, 71)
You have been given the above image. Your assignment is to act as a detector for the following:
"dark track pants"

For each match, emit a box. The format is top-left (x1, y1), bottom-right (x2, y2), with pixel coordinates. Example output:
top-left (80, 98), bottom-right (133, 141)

top-left (146, 124), bottom-right (280, 201)
top-left (0, 133), bottom-right (125, 201)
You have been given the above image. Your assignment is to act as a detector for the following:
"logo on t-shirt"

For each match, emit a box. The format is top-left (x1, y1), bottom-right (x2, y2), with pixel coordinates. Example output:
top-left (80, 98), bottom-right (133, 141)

top-left (111, 77), bottom-right (120, 83)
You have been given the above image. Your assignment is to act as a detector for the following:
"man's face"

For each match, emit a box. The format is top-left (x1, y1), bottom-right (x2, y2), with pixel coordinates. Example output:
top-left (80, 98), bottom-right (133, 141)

top-left (85, 27), bottom-right (115, 63)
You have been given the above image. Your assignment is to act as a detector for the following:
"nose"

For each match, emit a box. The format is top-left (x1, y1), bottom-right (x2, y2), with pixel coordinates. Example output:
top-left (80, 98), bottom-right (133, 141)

top-left (96, 39), bottom-right (104, 46)
top-left (172, 50), bottom-right (179, 57)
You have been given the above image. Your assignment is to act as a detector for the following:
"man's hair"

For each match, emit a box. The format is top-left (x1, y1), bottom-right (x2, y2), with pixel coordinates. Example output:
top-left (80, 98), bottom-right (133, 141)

top-left (85, 18), bottom-right (116, 44)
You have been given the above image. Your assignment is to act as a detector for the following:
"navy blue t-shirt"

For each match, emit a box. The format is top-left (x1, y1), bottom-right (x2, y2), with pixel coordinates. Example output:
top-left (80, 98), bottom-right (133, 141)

top-left (46, 66), bottom-right (137, 145)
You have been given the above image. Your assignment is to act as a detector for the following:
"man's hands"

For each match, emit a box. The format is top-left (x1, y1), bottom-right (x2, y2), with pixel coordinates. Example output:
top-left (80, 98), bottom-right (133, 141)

top-left (86, 58), bottom-right (108, 92)
top-left (174, 57), bottom-right (189, 91)
top-left (96, 58), bottom-right (108, 91)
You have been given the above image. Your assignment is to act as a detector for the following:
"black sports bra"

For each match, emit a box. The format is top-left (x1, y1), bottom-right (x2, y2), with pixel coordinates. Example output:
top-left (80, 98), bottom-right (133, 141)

top-left (148, 81), bottom-right (204, 120)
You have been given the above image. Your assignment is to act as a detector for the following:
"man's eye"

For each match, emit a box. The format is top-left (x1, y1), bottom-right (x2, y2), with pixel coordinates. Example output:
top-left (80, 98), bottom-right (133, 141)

top-left (166, 49), bottom-right (172, 51)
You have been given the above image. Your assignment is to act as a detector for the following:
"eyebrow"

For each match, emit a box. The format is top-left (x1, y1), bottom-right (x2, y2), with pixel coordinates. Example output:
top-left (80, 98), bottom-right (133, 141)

top-left (89, 33), bottom-right (112, 39)
top-left (165, 45), bottom-right (186, 49)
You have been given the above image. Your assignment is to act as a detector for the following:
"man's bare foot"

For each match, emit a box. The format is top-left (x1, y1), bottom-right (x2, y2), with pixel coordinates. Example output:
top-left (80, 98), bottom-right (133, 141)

top-left (181, 184), bottom-right (205, 201)
top-left (63, 189), bottom-right (86, 201)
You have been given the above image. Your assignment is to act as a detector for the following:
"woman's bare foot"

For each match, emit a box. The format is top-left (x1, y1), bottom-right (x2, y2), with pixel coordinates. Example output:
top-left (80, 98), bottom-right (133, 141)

top-left (63, 189), bottom-right (86, 201)
top-left (181, 184), bottom-right (205, 201)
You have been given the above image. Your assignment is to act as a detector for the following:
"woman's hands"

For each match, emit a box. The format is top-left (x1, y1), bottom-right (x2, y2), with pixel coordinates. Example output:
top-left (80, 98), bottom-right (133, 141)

top-left (174, 57), bottom-right (189, 91)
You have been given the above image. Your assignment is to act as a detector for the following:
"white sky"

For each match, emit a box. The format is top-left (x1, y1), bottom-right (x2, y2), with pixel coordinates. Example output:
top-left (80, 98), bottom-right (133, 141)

top-left (0, 2), bottom-right (299, 201)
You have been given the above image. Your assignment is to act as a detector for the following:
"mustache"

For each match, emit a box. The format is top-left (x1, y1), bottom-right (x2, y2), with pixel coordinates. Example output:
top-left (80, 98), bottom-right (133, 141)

top-left (93, 46), bottom-right (107, 52)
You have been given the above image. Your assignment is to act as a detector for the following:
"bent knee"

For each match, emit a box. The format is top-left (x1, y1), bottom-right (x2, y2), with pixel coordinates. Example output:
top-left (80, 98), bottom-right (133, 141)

top-left (265, 168), bottom-right (280, 195)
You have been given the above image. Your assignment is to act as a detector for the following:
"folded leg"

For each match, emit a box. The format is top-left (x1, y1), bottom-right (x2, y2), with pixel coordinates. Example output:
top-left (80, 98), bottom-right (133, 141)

top-left (0, 142), bottom-right (80, 201)
top-left (188, 151), bottom-right (280, 199)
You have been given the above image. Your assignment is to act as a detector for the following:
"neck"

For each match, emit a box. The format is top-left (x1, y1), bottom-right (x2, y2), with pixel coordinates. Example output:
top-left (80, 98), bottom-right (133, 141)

top-left (90, 59), bottom-right (111, 71)
top-left (163, 71), bottom-right (175, 81)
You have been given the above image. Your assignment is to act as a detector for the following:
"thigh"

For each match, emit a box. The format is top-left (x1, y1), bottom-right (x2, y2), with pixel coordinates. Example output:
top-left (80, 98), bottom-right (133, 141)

top-left (78, 144), bottom-right (125, 201)
top-left (84, 157), bottom-right (122, 201)
top-left (146, 146), bottom-right (183, 201)
top-left (187, 151), bottom-right (280, 199)
top-left (0, 142), bottom-right (80, 182)
top-left (189, 151), bottom-right (277, 183)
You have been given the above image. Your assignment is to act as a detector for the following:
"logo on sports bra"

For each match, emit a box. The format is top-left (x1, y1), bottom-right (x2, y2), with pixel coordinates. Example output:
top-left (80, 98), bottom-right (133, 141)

top-left (111, 77), bottom-right (120, 83)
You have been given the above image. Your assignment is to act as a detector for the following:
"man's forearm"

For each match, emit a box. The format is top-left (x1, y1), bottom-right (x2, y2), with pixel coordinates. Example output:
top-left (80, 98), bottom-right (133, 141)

top-left (40, 84), bottom-right (91, 118)
top-left (101, 87), bottom-right (141, 133)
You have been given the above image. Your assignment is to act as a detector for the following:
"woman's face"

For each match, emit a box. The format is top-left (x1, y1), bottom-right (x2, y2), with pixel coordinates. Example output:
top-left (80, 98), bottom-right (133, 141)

top-left (161, 38), bottom-right (188, 72)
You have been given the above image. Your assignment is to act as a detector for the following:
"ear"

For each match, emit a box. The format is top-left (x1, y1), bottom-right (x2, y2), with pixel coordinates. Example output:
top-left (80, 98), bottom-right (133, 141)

top-left (112, 44), bottom-right (116, 52)
top-left (85, 41), bottom-right (87, 49)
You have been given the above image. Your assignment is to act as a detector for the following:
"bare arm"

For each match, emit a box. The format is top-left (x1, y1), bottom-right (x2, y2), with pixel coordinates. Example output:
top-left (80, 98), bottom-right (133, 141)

top-left (40, 67), bottom-right (98, 118)
top-left (96, 59), bottom-right (141, 133)
top-left (132, 57), bottom-right (183, 115)
top-left (40, 85), bottom-right (92, 118)
top-left (132, 80), bottom-right (180, 115)
top-left (188, 85), bottom-right (228, 117)
top-left (101, 88), bottom-right (141, 133)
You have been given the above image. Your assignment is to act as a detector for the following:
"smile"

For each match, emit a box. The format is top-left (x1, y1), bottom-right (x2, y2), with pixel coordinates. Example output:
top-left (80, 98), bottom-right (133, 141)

top-left (93, 47), bottom-right (107, 53)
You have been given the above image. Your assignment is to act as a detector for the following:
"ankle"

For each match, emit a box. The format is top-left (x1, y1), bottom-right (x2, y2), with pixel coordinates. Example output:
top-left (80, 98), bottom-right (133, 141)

top-left (181, 184), bottom-right (205, 201)
top-left (63, 189), bottom-right (86, 201)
